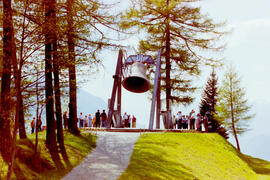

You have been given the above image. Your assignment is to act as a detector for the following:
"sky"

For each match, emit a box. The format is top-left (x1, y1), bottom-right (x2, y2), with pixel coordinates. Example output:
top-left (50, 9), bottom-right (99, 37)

top-left (81, 0), bottom-right (270, 160)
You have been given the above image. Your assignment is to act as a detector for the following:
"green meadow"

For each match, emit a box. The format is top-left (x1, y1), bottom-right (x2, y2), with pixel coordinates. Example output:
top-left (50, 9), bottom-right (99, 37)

top-left (119, 133), bottom-right (270, 180)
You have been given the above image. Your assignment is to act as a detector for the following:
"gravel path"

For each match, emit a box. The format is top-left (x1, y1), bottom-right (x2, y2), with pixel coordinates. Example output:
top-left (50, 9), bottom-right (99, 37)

top-left (62, 131), bottom-right (140, 180)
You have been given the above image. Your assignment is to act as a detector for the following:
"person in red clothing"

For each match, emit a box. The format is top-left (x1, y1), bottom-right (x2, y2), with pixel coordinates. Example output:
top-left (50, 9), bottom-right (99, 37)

top-left (132, 115), bottom-right (136, 128)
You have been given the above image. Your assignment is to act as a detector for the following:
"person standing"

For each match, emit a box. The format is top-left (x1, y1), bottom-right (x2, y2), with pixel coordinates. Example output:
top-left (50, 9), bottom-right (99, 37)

top-left (37, 117), bottom-right (42, 131)
top-left (182, 115), bottom-right (186, 129)
top-left (184, 115), bottom-right (188, 129)
top-left (95, 110), bottom-right (100, 128)
top-left (92, 116), bottom-right (96, 127)
top-left (84, 115), bottom-right (88, 127)
top-left (63, 111), bottom-right (68, 129)
top-left (132, 115), bottom-right (136, 128)
top-left (128, 115), bottom-right (132, 128)
top-left (88, 114), bottom-right (92, 127)
top-left (101, 110), bottom-right (107, 128)
top-left (31, 117), bottom-right (35, 134)
top-left (176, 111), bottom-right (182, 129)
top-left (203, 113), bottom-right (209, 132)
top-left (172, 115), bottom-right (176, 129)
top-left (196, 114), bottom-right (202, 131)
top-left (79, 112), bottom-right (84, 128)
top-left (189, 109), bottom-right (195, 130)
top-left (123, 112), bottom-right (128, 128)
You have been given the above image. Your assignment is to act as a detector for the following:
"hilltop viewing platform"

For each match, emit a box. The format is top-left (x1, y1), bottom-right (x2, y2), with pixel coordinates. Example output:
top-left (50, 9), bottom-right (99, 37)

top-left (80, 127), bottom-right (202, 133)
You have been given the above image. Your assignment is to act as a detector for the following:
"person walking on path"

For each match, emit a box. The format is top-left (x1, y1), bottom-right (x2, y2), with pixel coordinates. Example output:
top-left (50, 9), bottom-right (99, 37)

top-left (101, 110), bottom-right (107, 128)
top-left (95, 110), bottom-right (101, 128)
top-left (31, 117), bottom-right (35, 134)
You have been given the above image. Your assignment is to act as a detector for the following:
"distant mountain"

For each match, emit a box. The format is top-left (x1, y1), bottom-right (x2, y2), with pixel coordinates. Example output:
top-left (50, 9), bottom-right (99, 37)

top-left (77, 89), bottom-right (107, 116)
top-left (241, 134), bottom-right (270, 162)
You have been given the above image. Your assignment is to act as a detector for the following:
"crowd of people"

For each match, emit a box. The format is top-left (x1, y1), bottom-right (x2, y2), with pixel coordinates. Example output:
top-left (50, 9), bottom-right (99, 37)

top-left (31, 108), bottom-right (207, 132)
top-left (30, 117), bottom-right (42, 133)
top-left (71, 109), bottom-right (108, 128)
top-left (73, 110), bottom-right (137, 128)
top-left (172, 109), bottom-right (209, 132)
top-left (123, 112), bottom-right (136, 128)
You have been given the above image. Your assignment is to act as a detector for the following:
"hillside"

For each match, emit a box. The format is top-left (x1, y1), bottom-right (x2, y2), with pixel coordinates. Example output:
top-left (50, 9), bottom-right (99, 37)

top-left (119, 133), bottom-right (270, 180)
top-left (0, 131), bottom-right (96, 179)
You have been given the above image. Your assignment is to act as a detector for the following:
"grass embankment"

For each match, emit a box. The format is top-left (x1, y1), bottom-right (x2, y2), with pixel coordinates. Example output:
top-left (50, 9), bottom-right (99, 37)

top-left (119, 133), bottom-right (270, 180)
top-left (0, 130), bottom-right (96, 179)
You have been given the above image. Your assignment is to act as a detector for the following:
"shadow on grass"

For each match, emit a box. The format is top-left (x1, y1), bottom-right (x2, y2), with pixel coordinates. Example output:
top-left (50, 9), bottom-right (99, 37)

top-left (14, 139), bottom-right (55, 179)
top-left (238, 153), bottom-right (270, 175)
top-left (11, 131), bottom-right (96, 179)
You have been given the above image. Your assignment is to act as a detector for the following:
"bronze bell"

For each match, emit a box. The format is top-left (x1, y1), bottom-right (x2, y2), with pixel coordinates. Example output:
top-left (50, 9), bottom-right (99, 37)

top-left (122, 62), bottom-right (150, 93)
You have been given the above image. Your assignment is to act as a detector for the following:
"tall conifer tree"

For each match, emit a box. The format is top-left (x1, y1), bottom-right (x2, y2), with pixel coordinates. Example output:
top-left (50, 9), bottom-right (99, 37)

top-left (120, 0), bottom-right (226, 109)
top-left (199, 69), bottom-right (228, 139)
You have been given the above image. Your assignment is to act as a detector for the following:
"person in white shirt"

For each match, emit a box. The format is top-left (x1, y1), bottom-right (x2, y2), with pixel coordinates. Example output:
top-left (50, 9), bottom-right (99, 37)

top-left (79, 112), bottom-right (84, 128)
top-left (124, 112), bottom-right (129, 128)
top-left (189, 109), bottom-right (195, 130)
top-left (195, 114), bottom-right (202, 131)
top-left (128, 115), bottom-right (132, 128)
top-left (176, 111), bottom-right (182, 129)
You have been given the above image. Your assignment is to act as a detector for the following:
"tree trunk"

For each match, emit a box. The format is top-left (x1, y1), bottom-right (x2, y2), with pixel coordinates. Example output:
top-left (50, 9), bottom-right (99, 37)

top-left (52, 0), bottom-right (71, 166)
top-left (0, 0), bottom-right (13, 164)
top-left (18, 84), bottom-right (27, 139)
top-left (44, 0), bottom-right (64, 169)
top-left (35, 67), bottom-right (39, 153)
top-left (229, 76), bottom-right (240, 151)
top-left (18, 6), bottom-right (29, 139)
top-left (165, 0), bottom-right (171, 112)
top-left (5, 0), bottom-right (21, 177)
top-left (67, 0), bottom-right (80, 135)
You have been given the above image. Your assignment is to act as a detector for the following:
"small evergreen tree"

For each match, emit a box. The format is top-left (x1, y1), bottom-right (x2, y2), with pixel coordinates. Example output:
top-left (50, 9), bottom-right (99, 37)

top-left (215, 65), bottom-right (254, 151)
top-left (199, 69), bottom-right (229, 139)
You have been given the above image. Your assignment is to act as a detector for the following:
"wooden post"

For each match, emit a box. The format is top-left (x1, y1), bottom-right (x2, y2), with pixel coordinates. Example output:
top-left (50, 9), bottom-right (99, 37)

top-left (149, 49), bottom-right (161, 130)
top-left (107, 50), bottom-right (123, 128)
top-left (117, 56), bottom-right (122, 128)
top-left (156, 60), bottom-right (161, 129)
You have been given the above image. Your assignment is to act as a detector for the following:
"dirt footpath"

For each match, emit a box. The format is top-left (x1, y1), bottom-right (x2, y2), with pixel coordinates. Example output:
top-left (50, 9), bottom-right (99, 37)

top-left (62, 131), bottom-right (140, 180)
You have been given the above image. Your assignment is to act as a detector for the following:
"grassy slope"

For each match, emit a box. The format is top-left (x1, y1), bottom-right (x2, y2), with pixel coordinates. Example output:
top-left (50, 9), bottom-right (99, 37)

top-left (119, 133), bottom-right (270, 180)
top-left (0, 130), bottom-right (96, 179)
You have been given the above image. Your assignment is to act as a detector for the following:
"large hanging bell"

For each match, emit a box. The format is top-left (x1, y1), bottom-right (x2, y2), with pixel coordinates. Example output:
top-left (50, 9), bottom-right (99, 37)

top-left (122, 62), bottom-right (150, 93)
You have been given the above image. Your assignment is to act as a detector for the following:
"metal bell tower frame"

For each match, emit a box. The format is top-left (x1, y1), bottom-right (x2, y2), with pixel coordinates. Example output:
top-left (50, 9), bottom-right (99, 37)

top-left (107, 50), bottom-right (123, 128)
